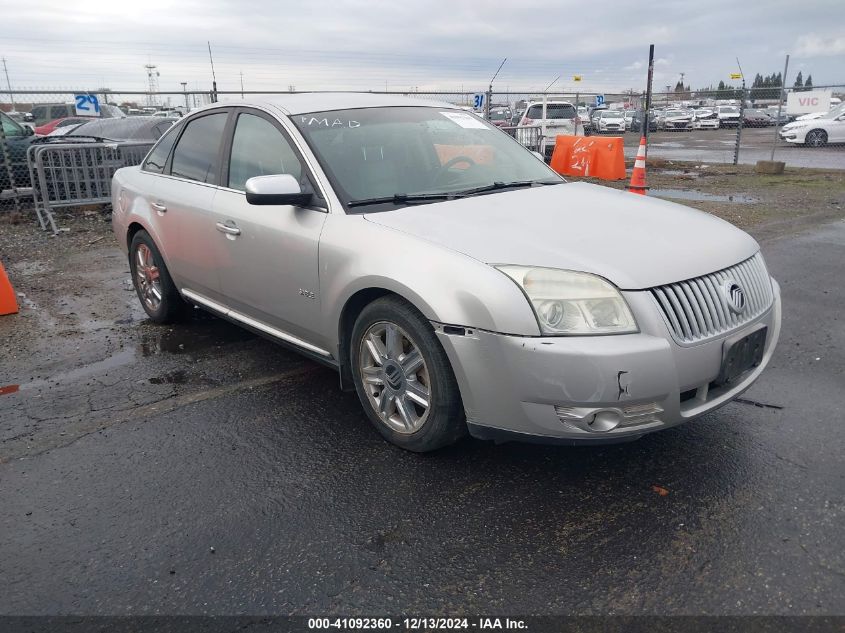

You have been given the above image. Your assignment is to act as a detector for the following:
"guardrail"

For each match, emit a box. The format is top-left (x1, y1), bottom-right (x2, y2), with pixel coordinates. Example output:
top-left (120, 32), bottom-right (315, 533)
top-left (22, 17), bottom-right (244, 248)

top-left (503, 125), bottom-right (545, 154)
top-left (26, 141), bottom-right (153, 234)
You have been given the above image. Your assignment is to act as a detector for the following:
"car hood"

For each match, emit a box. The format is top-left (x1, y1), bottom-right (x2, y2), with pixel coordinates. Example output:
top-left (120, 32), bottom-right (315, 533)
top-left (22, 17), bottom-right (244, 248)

top-left (364, 182), bottom-right (759, 290)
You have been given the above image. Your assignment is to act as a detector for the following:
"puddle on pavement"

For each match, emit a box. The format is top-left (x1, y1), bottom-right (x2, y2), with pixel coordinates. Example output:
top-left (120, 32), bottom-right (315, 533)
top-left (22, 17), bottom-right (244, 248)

top-left (138, 317), bottom-right (254, 357)
top-left (651, 189), bottom-right (759, 204)
top-left (661, 169), bottom-right (700, 177)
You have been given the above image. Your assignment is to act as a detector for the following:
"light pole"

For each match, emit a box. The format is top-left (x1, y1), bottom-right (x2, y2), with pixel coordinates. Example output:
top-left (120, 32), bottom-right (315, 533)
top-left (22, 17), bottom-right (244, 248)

top-left (487, 57), bottom-right (507, 120)
top-left (181, 82), bottom-right (189, 112)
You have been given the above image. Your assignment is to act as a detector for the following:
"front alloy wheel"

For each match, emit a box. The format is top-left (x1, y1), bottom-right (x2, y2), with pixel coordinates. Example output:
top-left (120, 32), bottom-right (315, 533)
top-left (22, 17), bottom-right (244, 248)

top-left (359, 322), bottom-right (431, 434)
top-left (350, 296), bottom-right (466, 452)
top-left (805, 130), bottom-right (828, 147)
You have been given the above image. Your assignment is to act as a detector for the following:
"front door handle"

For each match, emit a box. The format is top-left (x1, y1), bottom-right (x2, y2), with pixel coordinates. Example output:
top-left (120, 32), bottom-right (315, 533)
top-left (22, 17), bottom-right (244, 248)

top-left (216, 221), bottom-right (241, 236)
top-left (151, 202), bottom-right (167, 212)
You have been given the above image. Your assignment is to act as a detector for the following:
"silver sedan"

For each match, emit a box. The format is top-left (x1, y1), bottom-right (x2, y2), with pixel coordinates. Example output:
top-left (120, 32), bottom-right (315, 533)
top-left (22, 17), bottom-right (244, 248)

top-left (112, 94), bottom-right (781, 451)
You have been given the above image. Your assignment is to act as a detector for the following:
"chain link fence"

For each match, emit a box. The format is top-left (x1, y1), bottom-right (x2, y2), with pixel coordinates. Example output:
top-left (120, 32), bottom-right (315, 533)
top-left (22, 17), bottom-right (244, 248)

top-left (2, 87), bottom-right (843, 226)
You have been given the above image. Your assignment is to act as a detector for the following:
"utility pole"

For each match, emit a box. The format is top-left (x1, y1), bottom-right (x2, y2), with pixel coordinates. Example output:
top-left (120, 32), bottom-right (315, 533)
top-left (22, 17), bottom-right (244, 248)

top-left (208, 41), bottom-right (218, 103)
top-left (642, 44), bottom-right (655, 154)
top-left (181, 81), bottom-right (189, 112)
top-left (770, 54), bottom-right (789, 161)
top-left (240, 72), bottom-right (244, 99)
top-left (1, 58), bottom-right (15, 111)
top-left (733, 57), bottom-right (746, 165)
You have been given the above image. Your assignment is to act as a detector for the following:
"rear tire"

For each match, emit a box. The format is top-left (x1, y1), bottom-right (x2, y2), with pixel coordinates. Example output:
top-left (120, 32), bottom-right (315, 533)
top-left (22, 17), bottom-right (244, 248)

top-left (129, 230), bottom-right (191, 324)
top-left (350, 296), bottom-right (466, 452)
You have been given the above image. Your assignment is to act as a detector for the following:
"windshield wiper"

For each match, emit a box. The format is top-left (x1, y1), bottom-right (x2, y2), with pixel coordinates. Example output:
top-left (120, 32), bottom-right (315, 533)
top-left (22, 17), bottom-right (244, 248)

top-left (452, 179), bottom-right (561, 197)
top-left (346, 180), bottom-right (562, 208)
top-left (347, 192), bottom-right (457, 208)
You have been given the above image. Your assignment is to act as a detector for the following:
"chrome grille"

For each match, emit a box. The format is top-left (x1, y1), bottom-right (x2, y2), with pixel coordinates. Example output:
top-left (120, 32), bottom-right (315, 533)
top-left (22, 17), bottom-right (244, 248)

top-left (650, 253), bottom-right (773, 344)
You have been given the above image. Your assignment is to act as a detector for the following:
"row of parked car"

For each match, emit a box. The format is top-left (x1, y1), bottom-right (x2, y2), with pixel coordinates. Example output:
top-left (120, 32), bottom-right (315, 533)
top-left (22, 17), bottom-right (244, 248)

top-left (485, 101), bottom-right (797, 136)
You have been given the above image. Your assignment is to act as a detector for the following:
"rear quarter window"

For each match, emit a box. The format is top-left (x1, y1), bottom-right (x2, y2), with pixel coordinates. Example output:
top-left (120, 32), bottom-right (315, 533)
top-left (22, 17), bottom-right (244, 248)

top-left (142, 124), bottom-right (181, 174)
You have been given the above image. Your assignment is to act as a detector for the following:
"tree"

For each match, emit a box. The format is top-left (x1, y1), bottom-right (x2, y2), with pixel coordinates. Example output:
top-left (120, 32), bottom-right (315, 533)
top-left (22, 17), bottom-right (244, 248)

top-left (794, 71), bottom-right (803, 89)
top-left (805, 75), bottom-right (813, 89)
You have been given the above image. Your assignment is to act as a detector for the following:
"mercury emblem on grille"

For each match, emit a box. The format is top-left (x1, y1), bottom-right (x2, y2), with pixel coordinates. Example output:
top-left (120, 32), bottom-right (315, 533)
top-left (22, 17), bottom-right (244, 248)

top-left (723, 280), bottom-right (746, 314)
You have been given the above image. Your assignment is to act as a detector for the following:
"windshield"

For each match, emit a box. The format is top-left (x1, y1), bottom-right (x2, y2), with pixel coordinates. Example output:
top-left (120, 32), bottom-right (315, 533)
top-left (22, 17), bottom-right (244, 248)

top-left (822, 103), bottom-right (845, 119)
top-left (293, 106), bottom-right (562, 212)
top-left (489, 110), bottom-right (510, 121)
top-left (665, 110), bottom-right (688, 117)
top-left (719, 106), bottom-right (739, 113)
top-left (602, 111), bottom-right (624, 119)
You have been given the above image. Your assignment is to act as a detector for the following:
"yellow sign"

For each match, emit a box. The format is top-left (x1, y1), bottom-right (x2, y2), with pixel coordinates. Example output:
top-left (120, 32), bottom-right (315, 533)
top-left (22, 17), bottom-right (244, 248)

top-left (573, 75), bottom-right (583, 82)
top-left (730, 73), bottom-right (743, 79)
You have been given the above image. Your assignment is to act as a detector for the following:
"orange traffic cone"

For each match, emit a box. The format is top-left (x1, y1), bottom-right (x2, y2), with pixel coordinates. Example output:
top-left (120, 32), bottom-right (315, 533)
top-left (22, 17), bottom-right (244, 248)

top-left (0, 260), bottom-right (19, 316)
top-left (627, 136), bottom-right (648, 195)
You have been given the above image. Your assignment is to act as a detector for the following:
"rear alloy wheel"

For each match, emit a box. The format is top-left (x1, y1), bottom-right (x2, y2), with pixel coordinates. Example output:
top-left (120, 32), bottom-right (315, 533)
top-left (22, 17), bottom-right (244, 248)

top-left (351, 297), bottom-right (466, 452)
top-left (805, 130), bottom-right (828, 147)
top-left (129, 230), bottom-right (190, 324)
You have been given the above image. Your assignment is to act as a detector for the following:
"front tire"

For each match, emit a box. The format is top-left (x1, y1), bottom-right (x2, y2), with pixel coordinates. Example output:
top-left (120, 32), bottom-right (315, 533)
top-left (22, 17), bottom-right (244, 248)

top-left (350, 296), bottom-right (466, 452)
top-left (805, 130), bottom-right (828, 147)
top-left (129, 230), bottom-right (190, 323)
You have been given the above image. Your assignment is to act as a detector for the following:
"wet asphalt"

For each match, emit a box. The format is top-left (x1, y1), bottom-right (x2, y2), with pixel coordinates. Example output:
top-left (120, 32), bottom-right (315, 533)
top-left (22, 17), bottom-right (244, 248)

top-left (622, 127), bottom-right (845, 169)
top-left (0, 221), bottom-right (843, 616)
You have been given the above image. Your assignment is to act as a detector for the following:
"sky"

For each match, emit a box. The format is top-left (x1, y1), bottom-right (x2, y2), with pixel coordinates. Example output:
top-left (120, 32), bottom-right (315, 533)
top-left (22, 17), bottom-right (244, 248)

top-left (2, 0), bottom-right (844, 97)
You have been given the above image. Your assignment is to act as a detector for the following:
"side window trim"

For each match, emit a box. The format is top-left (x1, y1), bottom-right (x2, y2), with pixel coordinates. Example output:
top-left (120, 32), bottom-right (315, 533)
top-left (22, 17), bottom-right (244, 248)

top-left (223, 107), bottom-right (327, 210)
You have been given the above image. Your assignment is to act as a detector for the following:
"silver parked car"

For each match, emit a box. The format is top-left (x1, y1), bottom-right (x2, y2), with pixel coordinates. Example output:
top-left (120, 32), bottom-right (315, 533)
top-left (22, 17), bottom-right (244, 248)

top-left (112, 94), bottom-right (782, 452)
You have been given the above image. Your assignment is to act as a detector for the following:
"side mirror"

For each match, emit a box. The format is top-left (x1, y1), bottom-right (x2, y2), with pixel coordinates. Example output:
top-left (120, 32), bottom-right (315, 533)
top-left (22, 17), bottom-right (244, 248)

top-left (24, 126), bottom-right (34, 136)
top-left (245, 174), bottom-right (313, 206)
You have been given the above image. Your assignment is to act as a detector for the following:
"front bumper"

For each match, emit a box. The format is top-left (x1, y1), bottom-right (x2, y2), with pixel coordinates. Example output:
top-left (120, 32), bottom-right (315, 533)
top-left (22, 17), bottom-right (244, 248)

top-left (435, 280), bottom-right (781, 444)
top-left (779, 130), bottom-right (802, 143)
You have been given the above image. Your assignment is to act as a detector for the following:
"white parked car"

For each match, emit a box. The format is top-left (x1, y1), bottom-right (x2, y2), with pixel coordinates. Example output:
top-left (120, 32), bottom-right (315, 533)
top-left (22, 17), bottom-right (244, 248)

top-left (780, 103), bottom-right (845, 146)
top-left (659, 109), bottom-right (694, 131)
top-left (624, 110), bottom-right (635, 130)
top-left (517, 101), bottom-right (580, 159)
top-left (715, 106), bottom-right (741, 127)
top-left (593, 110), bottom-right (626, 134)
top-left (692, 109), bottom-right (720, 130)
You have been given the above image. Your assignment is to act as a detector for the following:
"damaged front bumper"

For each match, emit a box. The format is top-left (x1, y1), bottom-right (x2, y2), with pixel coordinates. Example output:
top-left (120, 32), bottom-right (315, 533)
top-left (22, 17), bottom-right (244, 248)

top-left (434, 281), bottom-right (782, 445)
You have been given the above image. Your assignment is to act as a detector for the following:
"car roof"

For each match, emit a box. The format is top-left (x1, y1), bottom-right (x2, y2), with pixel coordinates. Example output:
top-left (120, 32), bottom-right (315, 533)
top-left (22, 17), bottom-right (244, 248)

top-left (526, 100), bottom-right (574, 106)
top-left (195, 93), bottom-right (457, 115)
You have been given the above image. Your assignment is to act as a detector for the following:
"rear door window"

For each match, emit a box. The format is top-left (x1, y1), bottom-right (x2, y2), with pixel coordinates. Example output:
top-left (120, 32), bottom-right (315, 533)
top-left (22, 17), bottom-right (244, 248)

top-left (170, 112), bottom-right (228, 184)
top-left (50, 106), bottom-right (70, 119)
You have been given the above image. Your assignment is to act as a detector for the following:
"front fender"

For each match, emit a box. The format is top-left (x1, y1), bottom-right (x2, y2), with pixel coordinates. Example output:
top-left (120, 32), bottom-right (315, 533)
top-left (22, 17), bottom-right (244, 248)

top-left (319, 215), bottom-right (541, 346)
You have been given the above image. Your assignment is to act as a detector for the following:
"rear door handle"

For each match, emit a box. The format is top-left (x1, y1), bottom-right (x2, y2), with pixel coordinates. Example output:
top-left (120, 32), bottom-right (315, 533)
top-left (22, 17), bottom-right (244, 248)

top-left (151, 202), bottom-right (167, 212)
top-left (216, 221), bottom-right (241, 236)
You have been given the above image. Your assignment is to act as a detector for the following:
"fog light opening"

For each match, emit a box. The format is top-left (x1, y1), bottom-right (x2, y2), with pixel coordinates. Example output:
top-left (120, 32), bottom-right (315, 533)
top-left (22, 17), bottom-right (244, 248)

top-left (588, 410), bottom-right (622, 432)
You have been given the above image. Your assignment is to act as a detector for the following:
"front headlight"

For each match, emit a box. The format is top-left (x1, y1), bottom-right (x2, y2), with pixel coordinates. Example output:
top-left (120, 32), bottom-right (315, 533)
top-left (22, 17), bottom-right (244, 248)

top-left (495, 266), bottom-right (638, 335)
